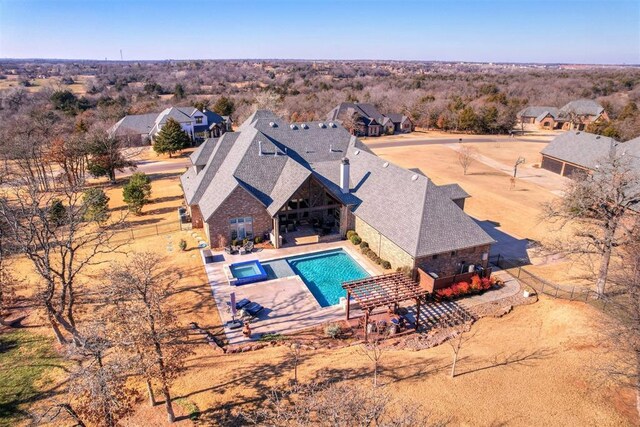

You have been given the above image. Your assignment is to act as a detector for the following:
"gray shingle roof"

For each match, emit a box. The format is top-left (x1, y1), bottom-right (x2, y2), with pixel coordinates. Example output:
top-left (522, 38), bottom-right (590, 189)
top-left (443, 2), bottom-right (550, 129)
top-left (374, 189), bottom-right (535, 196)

top-left (437, 183), bottom-right (470, 200)
top-left (541, 131), bottom-right (617, 169)
top-left (183, 110), bottom-right (494, 257)
top-left (189, 138), bottom-right (218, 166)
top-left (560, 99), bottom-right (604, 117)
top-left (110, 113), bottom-right (157, 136)
top-left (517, 106), bottom-right (560, 119)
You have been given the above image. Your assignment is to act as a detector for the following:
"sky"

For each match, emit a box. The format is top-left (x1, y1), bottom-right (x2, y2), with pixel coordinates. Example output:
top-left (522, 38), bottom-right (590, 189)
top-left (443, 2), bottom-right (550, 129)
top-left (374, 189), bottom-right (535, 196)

top-left (0, 0), bottom-right (638, 64)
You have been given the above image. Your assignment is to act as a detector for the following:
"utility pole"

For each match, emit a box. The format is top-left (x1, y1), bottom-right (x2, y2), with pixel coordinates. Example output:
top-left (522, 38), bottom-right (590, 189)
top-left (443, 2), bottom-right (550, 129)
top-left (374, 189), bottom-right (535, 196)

top-left (120, 49), bottom-right (123, 61)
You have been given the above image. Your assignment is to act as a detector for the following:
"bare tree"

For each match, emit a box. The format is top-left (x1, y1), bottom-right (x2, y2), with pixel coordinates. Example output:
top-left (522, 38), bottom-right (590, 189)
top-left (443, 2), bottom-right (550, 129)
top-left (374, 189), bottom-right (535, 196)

top-left (456, 145), bottom-right (478, 175)
top-left (542, 151), bottom-right (640, 296)
top-left (105, 252), bottom-right (191, 423)
top-left (65, 324), bottom-right (137, 427)
top-left (247, 382), bottom-right (442, 426)
top-left (602, 221), bottom-right (640, 416)
top-left (290, 342), bottom-right (302, 385)
top-left (0, 181), bottom-right (125, 344)
top-left (437, 307), bottom-right (476, 378)
top-left (358, 340), bottom-right (384, 388)
top-left (513, 156), bottom-right (526, 178)
top-left (0, 244), bottom-right (19, 326)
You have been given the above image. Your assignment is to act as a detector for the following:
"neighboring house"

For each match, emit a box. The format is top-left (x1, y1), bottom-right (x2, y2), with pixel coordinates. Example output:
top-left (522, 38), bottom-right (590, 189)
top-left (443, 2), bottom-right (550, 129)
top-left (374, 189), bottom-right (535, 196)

top-left (181, 110), bottom-right (494, 279)
top-left (540, 131), bottom-right (640, 178)
top-left (109, 106), bottom-right (232, 144)
top-left (326, 102), bottom-right (413, 137)
top-left (517, 99), bottom-right (609, 131)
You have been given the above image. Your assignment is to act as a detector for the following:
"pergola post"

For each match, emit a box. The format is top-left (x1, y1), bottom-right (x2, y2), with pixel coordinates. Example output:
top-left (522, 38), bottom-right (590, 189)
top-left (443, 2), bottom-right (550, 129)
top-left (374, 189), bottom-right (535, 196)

top-left (415, 297), bottom-right (421, 331)
top-left (364, 309), bottom-right (369, 342)
top-left (346, 290), bottom-right (351, 320)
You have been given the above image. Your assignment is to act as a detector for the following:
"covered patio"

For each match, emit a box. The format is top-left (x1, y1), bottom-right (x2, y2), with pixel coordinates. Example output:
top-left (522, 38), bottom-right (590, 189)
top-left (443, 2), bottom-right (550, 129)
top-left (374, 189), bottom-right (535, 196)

top-left (342, 272), bottom-right (429, 341)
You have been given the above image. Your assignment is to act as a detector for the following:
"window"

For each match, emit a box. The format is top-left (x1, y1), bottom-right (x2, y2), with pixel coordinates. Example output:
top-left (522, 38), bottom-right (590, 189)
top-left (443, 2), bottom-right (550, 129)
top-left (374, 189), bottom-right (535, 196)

top-left (195, 116), bottom-right (203, 124)
top-left (229, 216), bottom-right (253, 240)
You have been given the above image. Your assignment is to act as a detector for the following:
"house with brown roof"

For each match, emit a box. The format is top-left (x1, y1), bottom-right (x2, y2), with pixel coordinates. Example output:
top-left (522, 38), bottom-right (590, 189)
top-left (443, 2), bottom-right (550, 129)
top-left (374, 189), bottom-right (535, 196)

top-left (181, 110), bottom-right (493, 278)
top-left (326, 103), bottom-right (413, 137)
top-left (518, 99), bottom-right (609, 131)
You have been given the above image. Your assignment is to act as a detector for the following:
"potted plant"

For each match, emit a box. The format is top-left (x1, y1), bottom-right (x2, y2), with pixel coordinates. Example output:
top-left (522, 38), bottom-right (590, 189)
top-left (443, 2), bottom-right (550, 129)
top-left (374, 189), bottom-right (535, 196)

top-left (179, 239), bottom-right (187, 251)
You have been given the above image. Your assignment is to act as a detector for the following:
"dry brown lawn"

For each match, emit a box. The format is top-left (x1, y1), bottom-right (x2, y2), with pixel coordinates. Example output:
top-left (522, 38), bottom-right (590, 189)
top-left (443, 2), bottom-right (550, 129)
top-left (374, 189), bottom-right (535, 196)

top-left (7, 143), bottom-right (636, 426)
top-left (0, 74), bottom-right (92, 95)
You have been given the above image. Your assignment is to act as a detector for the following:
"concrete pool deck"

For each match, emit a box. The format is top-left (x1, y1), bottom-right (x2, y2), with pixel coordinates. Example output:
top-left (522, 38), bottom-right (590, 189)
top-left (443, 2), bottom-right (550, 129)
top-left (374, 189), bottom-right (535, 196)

top-left (200, 241), bottom-right (383, 344)
top-left (200, 241), bottom-right (523, 345)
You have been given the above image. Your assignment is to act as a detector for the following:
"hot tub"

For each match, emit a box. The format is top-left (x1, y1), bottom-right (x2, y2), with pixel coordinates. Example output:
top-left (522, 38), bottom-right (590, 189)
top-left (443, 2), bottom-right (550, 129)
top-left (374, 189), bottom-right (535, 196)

top-left (227, 260), bottom-right (268, 285)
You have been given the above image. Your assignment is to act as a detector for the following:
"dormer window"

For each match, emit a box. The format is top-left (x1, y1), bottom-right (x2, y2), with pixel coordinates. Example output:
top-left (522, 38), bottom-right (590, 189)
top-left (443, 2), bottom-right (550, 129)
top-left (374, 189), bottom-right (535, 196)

top-left (195, 116), bottom-right (203, 124)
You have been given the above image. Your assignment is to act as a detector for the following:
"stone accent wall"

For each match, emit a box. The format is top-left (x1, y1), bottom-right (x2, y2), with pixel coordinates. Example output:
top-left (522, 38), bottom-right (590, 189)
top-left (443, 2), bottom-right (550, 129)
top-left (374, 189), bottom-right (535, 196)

top-left (354, 216), bottom-right (414, 270)
top-left (205, 186), bottom-right (273, 248)
top-left (415, 244), bottom-right (491, 277)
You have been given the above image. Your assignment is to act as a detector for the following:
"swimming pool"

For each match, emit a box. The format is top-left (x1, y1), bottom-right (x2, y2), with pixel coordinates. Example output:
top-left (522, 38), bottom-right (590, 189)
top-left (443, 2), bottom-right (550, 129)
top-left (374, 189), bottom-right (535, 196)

top-left (262, 249), bottom-right (370, 307)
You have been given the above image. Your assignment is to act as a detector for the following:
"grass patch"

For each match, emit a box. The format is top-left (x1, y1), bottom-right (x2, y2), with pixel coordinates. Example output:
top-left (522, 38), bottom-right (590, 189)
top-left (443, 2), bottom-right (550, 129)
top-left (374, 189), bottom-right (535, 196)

top-left (258, 333), bottom-right (288, 342)
top-left (0, 330), bottom-right (63, 427)
top-left (175, 397), bottom-right (200, 421)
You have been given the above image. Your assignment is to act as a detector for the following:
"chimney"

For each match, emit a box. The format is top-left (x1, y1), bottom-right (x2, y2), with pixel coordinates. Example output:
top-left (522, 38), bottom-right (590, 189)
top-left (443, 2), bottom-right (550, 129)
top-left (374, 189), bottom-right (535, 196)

top-left (340, 157), bottom-right (350, 194)
top-left (258, 141), bottom-right (263, 156)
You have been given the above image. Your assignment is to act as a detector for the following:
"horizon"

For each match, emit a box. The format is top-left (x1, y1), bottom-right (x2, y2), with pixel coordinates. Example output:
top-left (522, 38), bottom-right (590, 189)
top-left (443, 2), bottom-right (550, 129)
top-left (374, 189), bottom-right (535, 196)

top-left (1, 0), bottom-right (639, 65)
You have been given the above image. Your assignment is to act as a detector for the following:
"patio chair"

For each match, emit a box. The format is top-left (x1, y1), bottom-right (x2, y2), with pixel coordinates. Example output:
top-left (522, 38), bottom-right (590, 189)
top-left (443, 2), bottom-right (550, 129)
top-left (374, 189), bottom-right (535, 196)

top-left (244, 241), bottom-right (254, 253)
top-left (244, 302), bottom-right (263, 316)
top-left (224, 246), bottom-right (236, 255)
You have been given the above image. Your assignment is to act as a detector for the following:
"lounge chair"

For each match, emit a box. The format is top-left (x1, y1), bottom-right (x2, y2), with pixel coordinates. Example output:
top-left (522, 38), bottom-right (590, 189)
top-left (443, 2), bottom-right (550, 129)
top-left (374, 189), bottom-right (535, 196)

top-left (242, 301), bottom-right (264, 317)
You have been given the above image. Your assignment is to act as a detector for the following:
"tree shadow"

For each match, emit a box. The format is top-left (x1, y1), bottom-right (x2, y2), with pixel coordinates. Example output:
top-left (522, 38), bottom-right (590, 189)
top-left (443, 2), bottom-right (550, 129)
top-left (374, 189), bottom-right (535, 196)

top-left (455, 347), bottom-right (556, 377)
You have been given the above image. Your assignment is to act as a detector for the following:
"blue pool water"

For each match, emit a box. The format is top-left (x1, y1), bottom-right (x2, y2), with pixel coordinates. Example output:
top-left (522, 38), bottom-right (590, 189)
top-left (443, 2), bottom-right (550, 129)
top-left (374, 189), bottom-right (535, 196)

top-left (229, 260), bottom-right (268, 285)
top-left (262, 249), bottom-right (369, 307)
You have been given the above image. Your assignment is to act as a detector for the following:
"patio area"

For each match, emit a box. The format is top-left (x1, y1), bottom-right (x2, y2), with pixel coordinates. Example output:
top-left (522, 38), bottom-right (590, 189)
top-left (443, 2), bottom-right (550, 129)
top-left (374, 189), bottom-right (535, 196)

top-left (200, 240), bottom-right (382, 344)
top-left (199, 240), bottom-right (523, 345)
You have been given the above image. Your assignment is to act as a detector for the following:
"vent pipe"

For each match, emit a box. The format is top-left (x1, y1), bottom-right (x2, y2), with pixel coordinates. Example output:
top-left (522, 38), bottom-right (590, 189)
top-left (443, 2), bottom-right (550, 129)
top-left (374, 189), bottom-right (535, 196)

top-left (258, 141), bottom-right (263, 156)
top-left (340, 157), bottom-right (350, 194)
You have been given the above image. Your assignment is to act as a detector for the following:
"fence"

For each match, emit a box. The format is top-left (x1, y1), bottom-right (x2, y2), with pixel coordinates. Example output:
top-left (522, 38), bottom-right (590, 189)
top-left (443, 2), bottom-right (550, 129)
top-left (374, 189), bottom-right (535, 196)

top-left (489, 254), bottom-right (615, 313)
top-left (108, 220), bottom-right (188, 243)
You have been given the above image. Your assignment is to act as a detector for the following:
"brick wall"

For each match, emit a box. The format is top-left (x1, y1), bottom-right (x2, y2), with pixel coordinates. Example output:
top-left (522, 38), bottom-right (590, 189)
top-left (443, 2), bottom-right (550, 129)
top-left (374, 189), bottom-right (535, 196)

top-left (354, 216), bottom-right (414, 270)
top-left (415, 244), bottom-right (491, 277)
top-left (205, 186), bottom-right (273, 248)
top-left (190, 204), bottom-right (204, 229)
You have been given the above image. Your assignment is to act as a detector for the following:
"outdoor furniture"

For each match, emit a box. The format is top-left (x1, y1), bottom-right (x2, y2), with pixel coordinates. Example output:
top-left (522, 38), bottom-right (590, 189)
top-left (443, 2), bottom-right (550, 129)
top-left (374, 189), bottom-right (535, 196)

top-left (224, 246), bottom-right (235, 255)
top-left (244, 241), bottom-right (254, 253)
top-left (239, 247), bottom-right (247, 255)
top-left (243, 302), bottom-right (264, 317)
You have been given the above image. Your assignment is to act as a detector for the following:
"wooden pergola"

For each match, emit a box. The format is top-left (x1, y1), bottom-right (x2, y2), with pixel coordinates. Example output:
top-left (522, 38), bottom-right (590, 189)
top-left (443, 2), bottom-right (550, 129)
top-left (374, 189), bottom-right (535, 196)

top-left (342, 272), bottom-right (428, 341)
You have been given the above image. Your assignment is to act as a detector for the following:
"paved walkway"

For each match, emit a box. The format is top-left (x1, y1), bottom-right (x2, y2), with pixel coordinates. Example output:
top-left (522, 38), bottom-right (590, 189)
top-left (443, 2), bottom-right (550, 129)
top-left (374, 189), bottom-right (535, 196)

top-left (445, 143), bottom-right (569, 195)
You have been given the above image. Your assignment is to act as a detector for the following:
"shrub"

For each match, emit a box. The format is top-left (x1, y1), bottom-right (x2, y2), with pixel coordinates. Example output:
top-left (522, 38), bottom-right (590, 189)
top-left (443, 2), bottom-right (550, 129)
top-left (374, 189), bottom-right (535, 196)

top-left (231, 239), bottom-right (240, 247)
top-left (346, 230), bottom-right (356, 239)
top-left (254, 236), bottom-right (263, 244)
top-left (381, 260), bottom-right (391, 269)
top-left (396, 266), bottom-right (412, 277)
top-left (83, 187), bottom-right (110, 223)
top-left (122, 172), bottom-right (151, 215)
top-left (350, 235), bottom-right (362, 245)
top-left (367, 251), bottom-right (380, 264)
top-left (324, 323), bottom-right (342, 339)
top-left (359, 241), bottom-right (369, 250)
top-left (48, 199), bottom-right (66, 226)
top-left (361, 247), bottom-right (372, 256)
top-left (179, 239), bottom-right (187, 251)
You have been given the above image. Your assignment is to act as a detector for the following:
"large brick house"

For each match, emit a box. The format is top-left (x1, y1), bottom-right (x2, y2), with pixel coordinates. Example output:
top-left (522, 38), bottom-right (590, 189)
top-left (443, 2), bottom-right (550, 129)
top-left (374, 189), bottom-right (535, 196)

top-left (181, 110), bottom-right (494, 278)
top-left (326, 102), bottom-right (413, 137)
top-left (110, 106), bottom-right (232, 144)
top-left (517, 99), bottom-right (609, 131)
